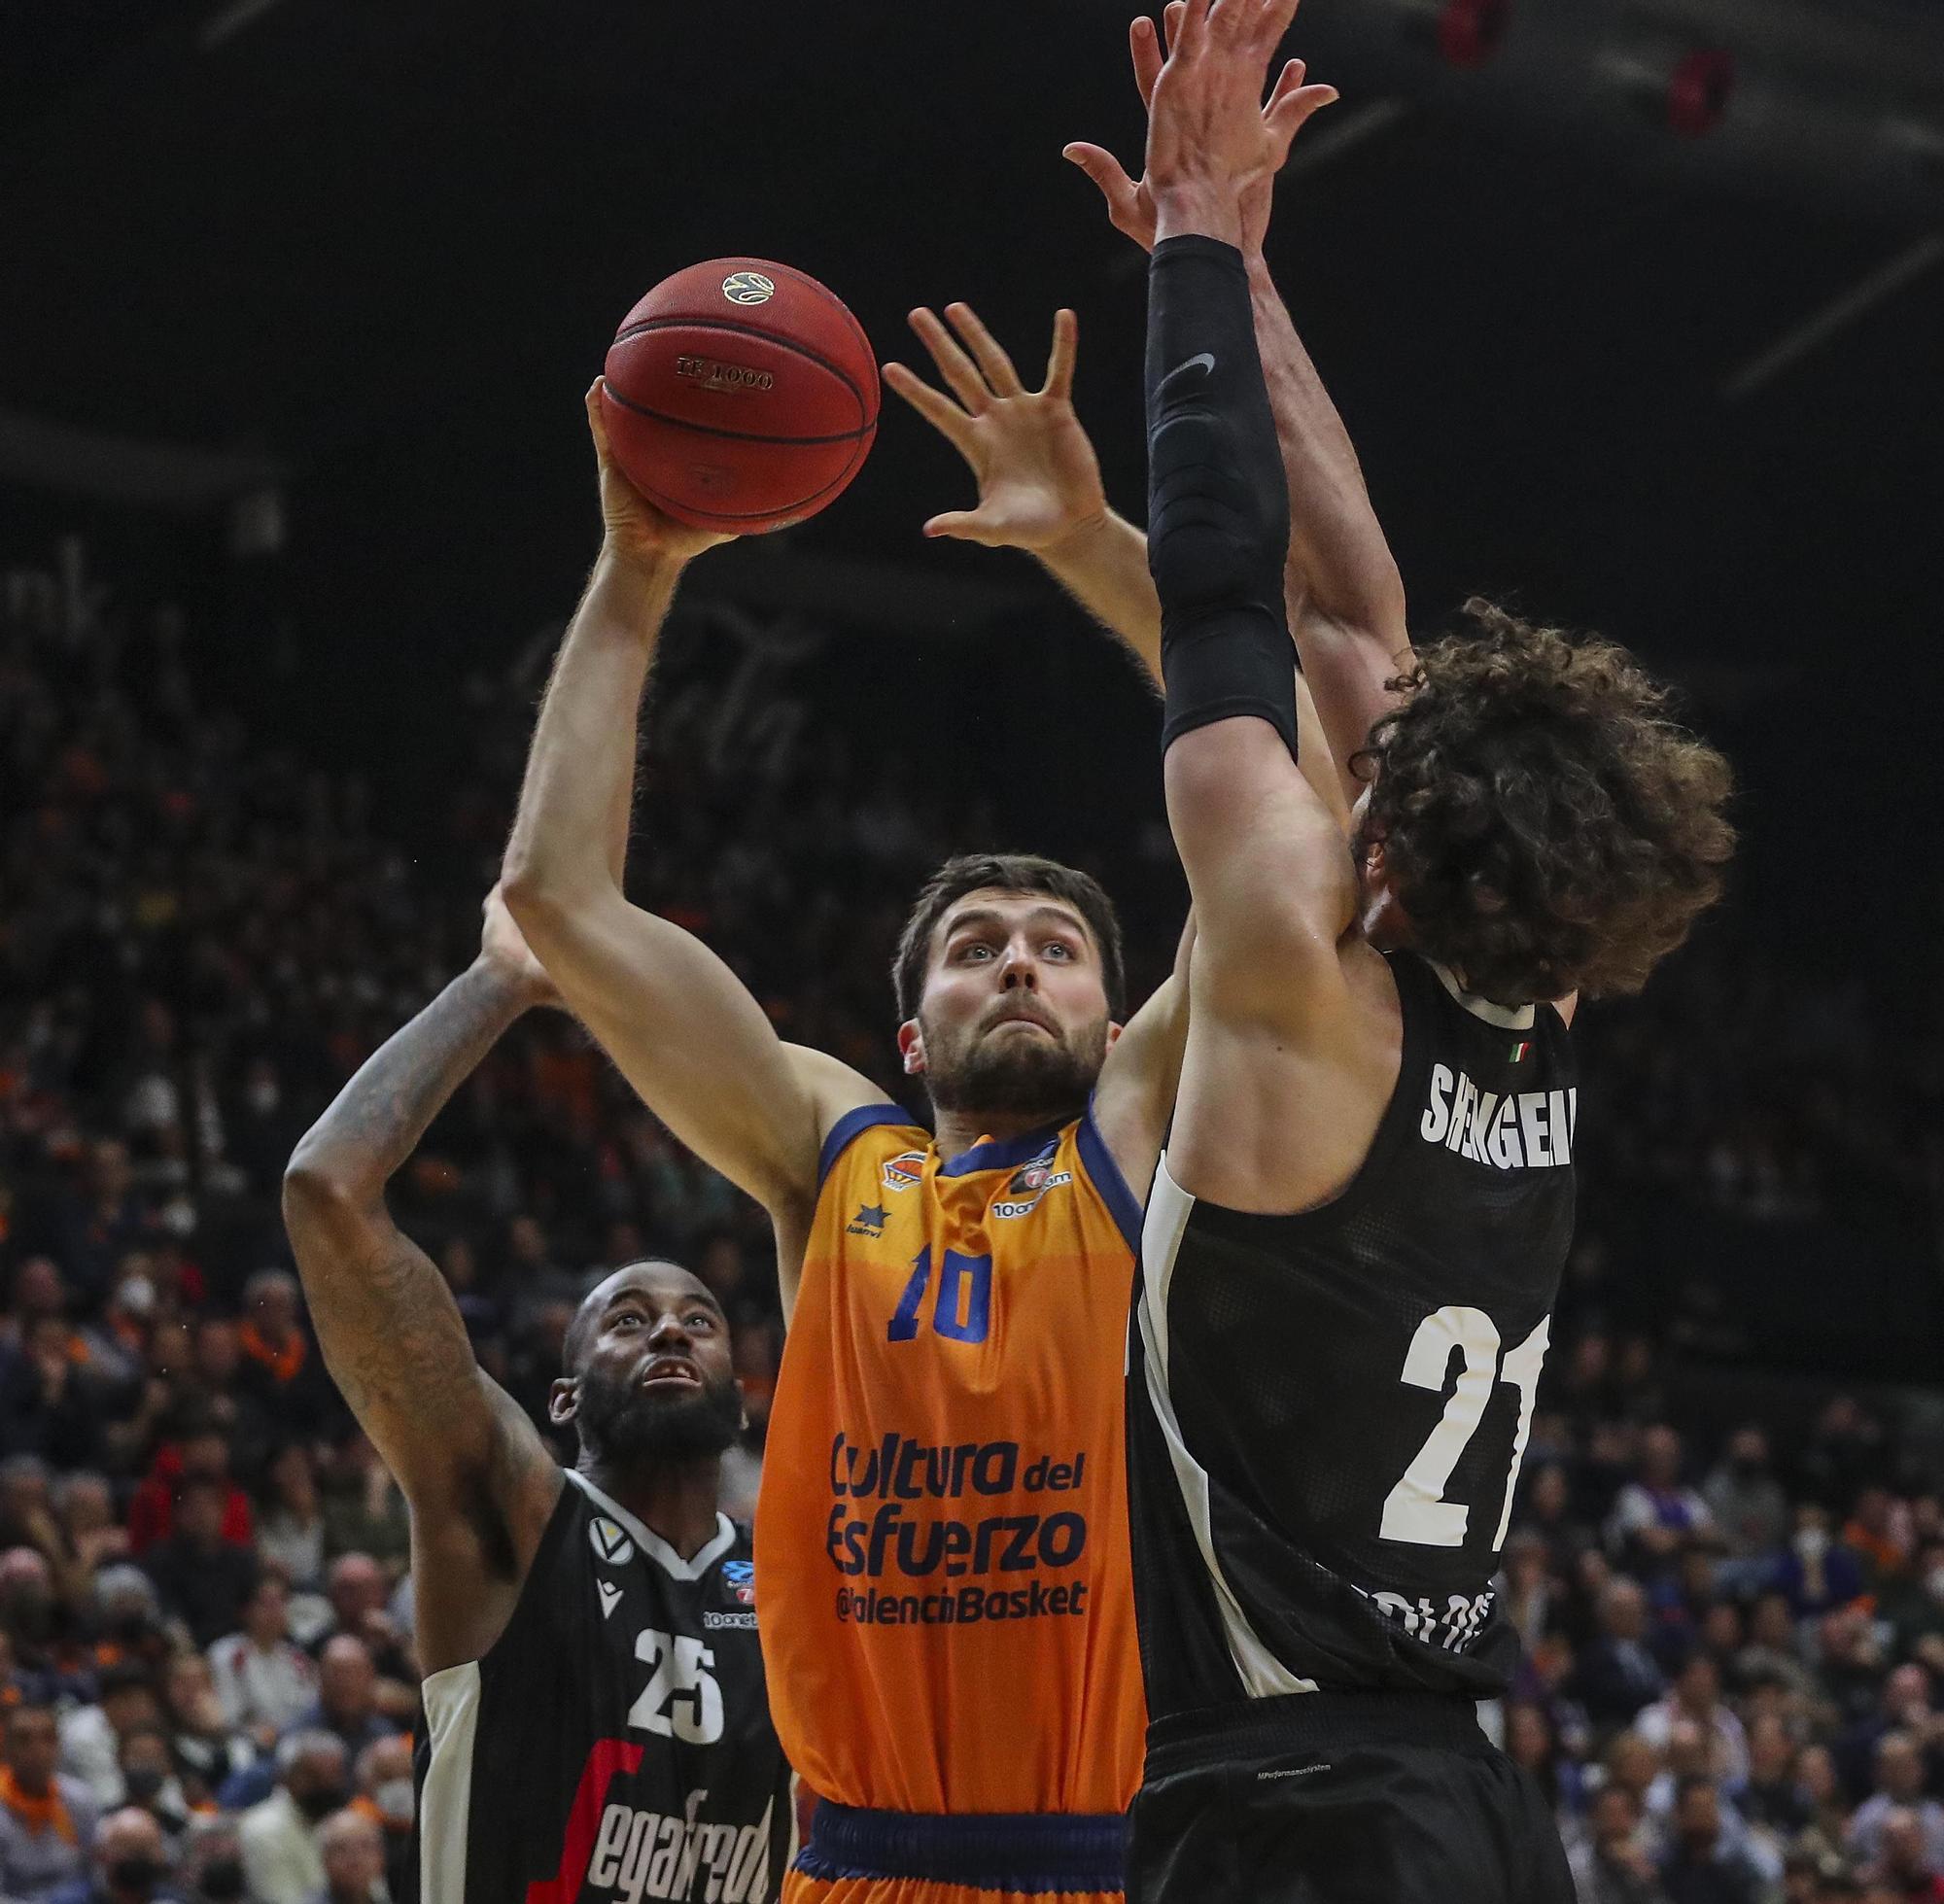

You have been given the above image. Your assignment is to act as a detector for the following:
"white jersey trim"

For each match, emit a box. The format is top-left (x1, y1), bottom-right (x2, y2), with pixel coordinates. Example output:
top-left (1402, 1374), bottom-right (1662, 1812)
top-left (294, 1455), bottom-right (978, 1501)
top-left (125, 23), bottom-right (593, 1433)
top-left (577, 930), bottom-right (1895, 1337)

top-left (418, 1658), bottom-right (480, 1904)
top-left (1428, 962), bottom-right (1537, 1030)
top-left (565, 1470), bottom-right (738, 1582)
top-left (1139, 1155), bottom-right (1318, 1699)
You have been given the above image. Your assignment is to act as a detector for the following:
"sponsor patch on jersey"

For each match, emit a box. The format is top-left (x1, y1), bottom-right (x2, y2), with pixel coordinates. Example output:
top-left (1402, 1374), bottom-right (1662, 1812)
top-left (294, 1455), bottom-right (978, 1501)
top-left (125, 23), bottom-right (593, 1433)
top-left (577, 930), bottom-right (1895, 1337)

top-left (846, 1202), bottom-right (887, 1237)
top-left (992, 1162), bottom-right (1071, 1220)
top-left (721, 1558), bottom-right (756, 1606)
top-left (589, 1516), bottom-right (636, 1567)
top-left (596, 1578), bottom-right (623, 1621)
top-left (881, 1151), bottom-right (927, 1194)
top-left (703, 1608), bottom-right (758, 1630)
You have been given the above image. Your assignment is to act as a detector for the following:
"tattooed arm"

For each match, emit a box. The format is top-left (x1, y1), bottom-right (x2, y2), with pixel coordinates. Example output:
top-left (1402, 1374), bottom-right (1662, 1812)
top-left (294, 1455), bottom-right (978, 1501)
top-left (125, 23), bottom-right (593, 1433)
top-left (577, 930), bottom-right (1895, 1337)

top-left (281, 887), bottom-right (565, 1671)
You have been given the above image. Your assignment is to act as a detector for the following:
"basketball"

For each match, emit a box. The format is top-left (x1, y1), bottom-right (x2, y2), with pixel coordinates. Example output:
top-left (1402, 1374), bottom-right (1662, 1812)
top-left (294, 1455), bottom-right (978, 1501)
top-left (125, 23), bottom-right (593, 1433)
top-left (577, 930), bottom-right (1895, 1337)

top-left (599, 258), bottom-right (880, 534)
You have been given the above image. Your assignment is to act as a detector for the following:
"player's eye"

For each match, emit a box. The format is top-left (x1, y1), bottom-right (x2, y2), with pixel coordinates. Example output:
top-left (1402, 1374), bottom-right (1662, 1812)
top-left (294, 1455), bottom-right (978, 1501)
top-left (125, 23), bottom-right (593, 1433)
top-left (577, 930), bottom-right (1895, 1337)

top-left (1043, 941), bottom-right (1074, 960)
top-left (958, 942), bottom-right (994, 961)
top-left (685, 1312), bottom-right (715, 1331)
top-left (612, 1310), bottom-right (643, 1330)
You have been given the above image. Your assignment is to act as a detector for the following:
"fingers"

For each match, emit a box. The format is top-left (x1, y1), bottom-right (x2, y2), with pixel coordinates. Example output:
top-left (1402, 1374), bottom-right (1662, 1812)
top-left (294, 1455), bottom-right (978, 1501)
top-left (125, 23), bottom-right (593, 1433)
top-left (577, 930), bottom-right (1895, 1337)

top-left (1163, 0), bottom-right (1187, 54)
top-left (906, 306), bottom-right (992, 415)
top-left (1042, 308), bottom-right (1078, 402)
top-left (585, 379), bottom-right (614, 463)
top-left (921, 509), bottom-right (1001, 545)
top-left (1130, 15), bottom-right (1163, 109)
top-left (944, 302), bottom-right (1025, 398)
top-left (1264, 76), bottom-right (1337, 154)
top-left (1062, 143), bottom-right (1143, 236)
top-left (1172, 0), bottom-right (1212, 57)
top-left (882, 361), bottom-right (975, 451)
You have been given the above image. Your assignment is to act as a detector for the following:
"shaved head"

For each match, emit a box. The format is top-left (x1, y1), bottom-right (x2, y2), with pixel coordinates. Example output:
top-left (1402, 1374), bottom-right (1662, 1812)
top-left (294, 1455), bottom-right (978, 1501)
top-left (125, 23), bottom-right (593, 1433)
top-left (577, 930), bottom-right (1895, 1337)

top-left (553, 1260), bottom-right (741, 1467)
top-left (564, 1261), bottom-right (712, 1374)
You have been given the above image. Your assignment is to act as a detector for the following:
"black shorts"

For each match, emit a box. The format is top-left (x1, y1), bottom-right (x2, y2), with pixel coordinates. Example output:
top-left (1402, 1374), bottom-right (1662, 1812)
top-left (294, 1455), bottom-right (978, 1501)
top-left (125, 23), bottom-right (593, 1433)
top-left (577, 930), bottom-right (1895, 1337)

top-left (1129, 1691), bottom-right (1574, 1904)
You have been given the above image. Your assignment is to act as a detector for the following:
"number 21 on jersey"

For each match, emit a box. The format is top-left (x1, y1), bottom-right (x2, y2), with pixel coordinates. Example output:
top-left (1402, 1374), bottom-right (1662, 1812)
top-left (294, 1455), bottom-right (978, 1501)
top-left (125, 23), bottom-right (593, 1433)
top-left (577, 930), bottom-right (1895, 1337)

top-left (1380, 1307), bottom-right (1549, 1553)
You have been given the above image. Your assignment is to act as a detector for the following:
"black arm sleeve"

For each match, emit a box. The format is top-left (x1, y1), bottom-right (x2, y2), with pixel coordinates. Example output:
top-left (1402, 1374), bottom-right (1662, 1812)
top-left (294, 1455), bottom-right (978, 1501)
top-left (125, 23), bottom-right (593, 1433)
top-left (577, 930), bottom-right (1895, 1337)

top-left (1145, 233), bottom-right (1298, 758)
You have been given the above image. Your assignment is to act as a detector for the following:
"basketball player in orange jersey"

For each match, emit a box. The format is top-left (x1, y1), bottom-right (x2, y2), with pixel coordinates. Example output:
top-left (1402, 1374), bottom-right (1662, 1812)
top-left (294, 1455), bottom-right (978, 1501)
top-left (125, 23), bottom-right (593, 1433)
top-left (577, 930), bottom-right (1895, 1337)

top-left (502, 97), bottom-right (1346, 1902)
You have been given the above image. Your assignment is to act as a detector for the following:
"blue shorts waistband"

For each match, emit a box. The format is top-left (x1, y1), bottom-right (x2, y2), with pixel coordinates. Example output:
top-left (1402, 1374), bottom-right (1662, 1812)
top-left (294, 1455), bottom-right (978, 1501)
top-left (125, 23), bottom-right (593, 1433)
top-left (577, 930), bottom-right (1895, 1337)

top-left (796, 1800), bottom-right (1128, 1893)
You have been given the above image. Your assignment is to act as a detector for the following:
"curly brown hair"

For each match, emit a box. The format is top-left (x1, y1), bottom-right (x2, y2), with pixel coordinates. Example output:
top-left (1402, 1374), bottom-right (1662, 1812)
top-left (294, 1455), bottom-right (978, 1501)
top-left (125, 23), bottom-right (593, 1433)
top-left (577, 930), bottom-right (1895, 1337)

top-left (1357, 601), bottom-right (1735, 1004)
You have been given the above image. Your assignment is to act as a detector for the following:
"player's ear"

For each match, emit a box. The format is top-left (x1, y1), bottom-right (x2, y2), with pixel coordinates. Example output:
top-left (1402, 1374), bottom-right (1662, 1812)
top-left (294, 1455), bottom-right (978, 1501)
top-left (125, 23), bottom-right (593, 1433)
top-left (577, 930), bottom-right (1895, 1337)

top-left (548, 1377), bottom-right (579, 1428)
top-left (896, 1019), bottom-right (926, 1076)
top-left (1104, 1021), bottom-right (1125, 1048)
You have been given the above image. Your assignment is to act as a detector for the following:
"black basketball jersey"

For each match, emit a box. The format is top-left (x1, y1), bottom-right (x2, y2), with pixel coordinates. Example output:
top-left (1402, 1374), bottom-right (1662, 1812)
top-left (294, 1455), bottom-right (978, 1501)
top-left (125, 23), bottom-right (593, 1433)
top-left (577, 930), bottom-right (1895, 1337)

top-left (1128, 951), bottom-right (1577, 1716)
top-left (412, 1469), bottom-right (790, 1904)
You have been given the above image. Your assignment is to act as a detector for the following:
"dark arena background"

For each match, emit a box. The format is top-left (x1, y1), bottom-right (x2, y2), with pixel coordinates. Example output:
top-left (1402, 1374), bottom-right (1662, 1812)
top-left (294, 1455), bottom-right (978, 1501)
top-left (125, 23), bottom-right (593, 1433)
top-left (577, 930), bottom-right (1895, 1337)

top-left (3, 2), bottom-right (1942, 1900)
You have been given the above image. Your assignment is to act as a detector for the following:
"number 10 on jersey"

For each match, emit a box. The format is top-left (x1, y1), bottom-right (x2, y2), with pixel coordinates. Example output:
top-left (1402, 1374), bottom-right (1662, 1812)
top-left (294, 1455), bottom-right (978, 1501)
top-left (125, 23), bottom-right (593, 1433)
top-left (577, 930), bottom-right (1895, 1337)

top-left (1380, 1307), bottom-right (1549, 1553)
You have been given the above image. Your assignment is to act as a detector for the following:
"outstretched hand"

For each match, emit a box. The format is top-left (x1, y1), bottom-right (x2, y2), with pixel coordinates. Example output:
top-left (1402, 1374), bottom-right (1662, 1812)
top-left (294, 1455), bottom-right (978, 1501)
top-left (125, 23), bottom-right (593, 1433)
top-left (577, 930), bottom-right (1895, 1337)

top-left (584, 382), bottom-right (735, 570)
top-left (1064, 0), bottom-right (1336, 254)
top-left (882, 304), bottom-right (1110, 553)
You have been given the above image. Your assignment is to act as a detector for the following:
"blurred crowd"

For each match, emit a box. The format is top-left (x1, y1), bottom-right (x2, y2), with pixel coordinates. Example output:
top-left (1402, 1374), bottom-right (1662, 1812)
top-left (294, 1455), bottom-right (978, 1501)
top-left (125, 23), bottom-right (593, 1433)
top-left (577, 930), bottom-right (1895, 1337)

top-left (0, 571), bottom-right (1940, 1904)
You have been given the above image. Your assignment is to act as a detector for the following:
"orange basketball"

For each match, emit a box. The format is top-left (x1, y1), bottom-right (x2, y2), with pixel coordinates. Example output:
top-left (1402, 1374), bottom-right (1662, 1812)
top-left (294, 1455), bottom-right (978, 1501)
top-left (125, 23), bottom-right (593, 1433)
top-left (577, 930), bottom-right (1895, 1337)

top-left (600, 258), bottom-right (879, 534)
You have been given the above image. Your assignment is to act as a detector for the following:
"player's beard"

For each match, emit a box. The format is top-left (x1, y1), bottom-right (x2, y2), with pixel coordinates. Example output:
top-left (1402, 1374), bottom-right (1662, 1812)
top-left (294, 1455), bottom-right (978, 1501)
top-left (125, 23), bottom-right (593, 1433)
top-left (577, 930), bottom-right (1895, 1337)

top-left (922, 1011), bottom-right (1109, 1123)
top-left (573, 1362), bottom-right (743, 1464)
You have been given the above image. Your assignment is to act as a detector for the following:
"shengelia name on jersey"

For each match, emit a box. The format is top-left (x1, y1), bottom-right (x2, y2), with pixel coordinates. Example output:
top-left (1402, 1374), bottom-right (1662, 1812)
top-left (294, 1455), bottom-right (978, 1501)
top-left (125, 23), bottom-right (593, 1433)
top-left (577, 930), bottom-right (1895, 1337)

top-left (1419, 1065), bottom-right (1579, 1170)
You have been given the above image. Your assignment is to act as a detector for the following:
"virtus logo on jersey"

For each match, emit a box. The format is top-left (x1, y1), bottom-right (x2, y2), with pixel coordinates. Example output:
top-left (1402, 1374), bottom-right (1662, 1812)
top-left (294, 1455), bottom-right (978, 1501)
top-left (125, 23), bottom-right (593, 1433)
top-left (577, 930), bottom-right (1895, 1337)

top-left (720, 270), bottom-right (776, 305)
top-left (590, 1518), bottom-right (636, 1568)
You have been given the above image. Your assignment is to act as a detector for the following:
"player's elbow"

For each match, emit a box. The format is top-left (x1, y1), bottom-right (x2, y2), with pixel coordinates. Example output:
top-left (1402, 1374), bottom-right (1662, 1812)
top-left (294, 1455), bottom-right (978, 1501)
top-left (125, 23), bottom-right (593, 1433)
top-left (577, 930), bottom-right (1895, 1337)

top-left (280, 1149), bottom-right (360, 1242)
top-left (500, 859), bottom-right (579, 942)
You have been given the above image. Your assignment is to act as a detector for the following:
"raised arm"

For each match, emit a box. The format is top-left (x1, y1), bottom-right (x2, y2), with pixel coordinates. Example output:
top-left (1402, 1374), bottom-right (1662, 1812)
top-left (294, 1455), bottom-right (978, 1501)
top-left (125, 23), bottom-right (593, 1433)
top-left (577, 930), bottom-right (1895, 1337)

top-left (884, 305), bottom-right (1164, 682)
top-left (281, 891), bottom-right (565, 1670)
top-left (502, 388), bottom-right (884, 1284)
top-left (1068, 2), bottom-right (1405, 802)
top-left (882, 299), bottom-right (1348, 831)
top-left (1136, 0), bottom-right (1401, 1215)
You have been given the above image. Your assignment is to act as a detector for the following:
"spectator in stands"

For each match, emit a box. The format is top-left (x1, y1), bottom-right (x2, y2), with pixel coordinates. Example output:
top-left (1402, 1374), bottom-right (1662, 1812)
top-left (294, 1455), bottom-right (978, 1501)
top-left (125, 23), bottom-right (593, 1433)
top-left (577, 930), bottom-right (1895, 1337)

top-left (46, 1803), bottom-right (177, 1904)
top-left (0, 1319), bottom-right (107, 1471)
top-left (1609, 1427), bottom-right (1717, 1575)
top-left (112, 1722), bottom-right (191, 1841)
top-left (309, 1806), bottom-right (387, 1904)
top-left (174, 1816), bottom-right (246, 1904)
top-left (1735, 1591), bottom-right (1822, 1705)
top-left (238, 1732), bottom-right (346, 1904)
top-left (1782, 1506), bottom-right (1869, 1620)
top-left (0, 1702), bottom-right (98, 1901)
top-left (255, 1448), bottom-right (326, 1592)
top-left (209, 1575), bottom-right (315, 1748)
top-left (1850, 1734), bottom-right (1944, 1870)
top-left (1570, 1783), bottom-right (1672, 1904)
top-left (142, 1480), bottom-right (257, 1649)
top-left (1703, 1427), bottom-right (1790, 1573)
top-left (236, 1271), bottom-right (325, 1435)
top-left (1639, 1657), bottom-right (1752, 1786)
top-left (59, 1663), bottom-right (161, 1810)
top-left (316, 1557), bottom-right (410, 1690)
top-left (348, 1735), bottom-right (411, 1900)
top-left (1861, 1808), bottom-right (1944, 1901)
top-left (52, 1473), bottom-right (131, 1582)
top-left (127, 1430), bottom-right (253, 1558)
top-left (294, 1638), bottom-right (389, 1760)
top-left (1502, 1529), bottom-right (1560, 1650)
top-left (1576, 1579), bottom-right (1671, 1732)
top-left (317, 1444), bottom-right (405, 1575)
top-left (1739, 1712), bottom-right (1812, 1842)
top-left (1884, 1542), bottom-right (1944, 1679)
top-left (157, 1652), bottom-right (253, 1809)
top-left (1658, 1777), bottom-right (1766, 1904)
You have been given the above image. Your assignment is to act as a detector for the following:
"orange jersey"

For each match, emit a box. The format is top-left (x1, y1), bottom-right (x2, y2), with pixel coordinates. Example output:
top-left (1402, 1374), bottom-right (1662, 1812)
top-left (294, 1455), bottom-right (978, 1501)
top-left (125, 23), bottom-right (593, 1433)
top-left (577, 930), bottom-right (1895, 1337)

top-left (756, 1102), bottom-right (1147, 1822)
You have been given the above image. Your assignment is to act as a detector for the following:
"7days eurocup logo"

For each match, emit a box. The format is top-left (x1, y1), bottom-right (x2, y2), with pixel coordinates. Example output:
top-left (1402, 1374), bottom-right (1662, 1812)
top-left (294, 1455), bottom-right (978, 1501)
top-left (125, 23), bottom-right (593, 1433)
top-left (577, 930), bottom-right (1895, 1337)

top-left (721, 270), bottom-right (776, 306)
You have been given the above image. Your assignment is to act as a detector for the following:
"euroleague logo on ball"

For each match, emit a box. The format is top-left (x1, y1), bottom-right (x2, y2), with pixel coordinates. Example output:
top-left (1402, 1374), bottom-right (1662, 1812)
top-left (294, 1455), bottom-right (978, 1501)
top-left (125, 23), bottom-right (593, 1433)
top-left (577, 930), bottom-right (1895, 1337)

top-left (720, 270), bottom-right (776, 306)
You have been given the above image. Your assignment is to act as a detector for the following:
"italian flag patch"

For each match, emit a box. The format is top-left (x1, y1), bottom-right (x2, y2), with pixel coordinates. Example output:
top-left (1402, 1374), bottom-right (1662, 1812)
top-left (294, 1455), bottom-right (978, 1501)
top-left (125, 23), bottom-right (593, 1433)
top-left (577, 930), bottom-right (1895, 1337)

top-left (1509, 1039), bottom-right (1531, 1063)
